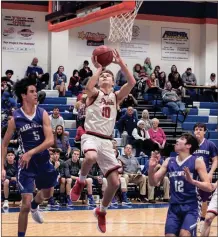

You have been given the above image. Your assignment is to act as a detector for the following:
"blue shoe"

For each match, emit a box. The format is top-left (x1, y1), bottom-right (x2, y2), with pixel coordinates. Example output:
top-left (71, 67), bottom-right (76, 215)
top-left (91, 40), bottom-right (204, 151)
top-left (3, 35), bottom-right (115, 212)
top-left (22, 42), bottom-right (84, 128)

top-left (67, 196), bottom-right (73, 206)
top-left (122, 195), bottom-right (131, 205)
top-left (87, 196), bottom-right (96, 206)
top-left (111, 197), bottom-right (118, 205)
top-left (48, 197), bottom-right (59, 207)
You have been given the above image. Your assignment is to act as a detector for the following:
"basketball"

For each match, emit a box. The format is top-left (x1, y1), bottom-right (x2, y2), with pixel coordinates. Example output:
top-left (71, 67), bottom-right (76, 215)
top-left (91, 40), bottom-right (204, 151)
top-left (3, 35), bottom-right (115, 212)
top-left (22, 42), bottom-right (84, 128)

top-left (93, 45), bottom-right (113, 67)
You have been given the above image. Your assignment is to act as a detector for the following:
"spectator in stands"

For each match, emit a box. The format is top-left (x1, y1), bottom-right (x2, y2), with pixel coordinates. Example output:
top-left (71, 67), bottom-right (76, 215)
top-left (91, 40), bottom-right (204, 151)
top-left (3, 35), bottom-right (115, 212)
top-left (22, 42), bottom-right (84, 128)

top-left (140, 109), bottom-right (152, 130)
top-left (5, 70), bottom-right (14, 85)
top-left (168, 65), bottom-right (183, 96)
top-left (204, 73), bottom-right (217, 102)
top-left (120, 94), bottom-right (138, 119)
top-left (116, 67), bottom-right (128, 86)
top-left (162, 81), bottom-right (187, 115)
top-left (53, 66), bottom-right (67, 97)
top-left (73, 93), bottom-right (87, 127)
top-left (117, 106), bottom-right (138, 144)
top-left (118, 144), bottom-right (155, 203)
top-left (2, 150), bottom-right (17, 208)
top-left (142, 151), bottom-right (169, 202)
top-left (49, 107), bottom-right (65, 132)
top-left (182, 67), bottom-right (197, 97)
top-left (64, 149), bottom-right (95, 206)
top-left (145, 73), bottom-right (161, 94)
top-left (143, 57), bottom-right (153, 76)
top-left (48, 149), bottom-right (66, 206)
top-left (133, 64), bottom-right (147, 98)
top-left (26, 57), bottom-right (49, 90)
top-left (154, 65), bottom-right (160, 79)
top-left (79, 60), bottom-right (93, 86)
top-left (68, 69), bottom-right (82, 95)
top-left (132, 120), bottom-right (159, 156)
top-left (54, 125), bottom-right (71, 160)
top-left (158, 71), bottom-right (167, 89)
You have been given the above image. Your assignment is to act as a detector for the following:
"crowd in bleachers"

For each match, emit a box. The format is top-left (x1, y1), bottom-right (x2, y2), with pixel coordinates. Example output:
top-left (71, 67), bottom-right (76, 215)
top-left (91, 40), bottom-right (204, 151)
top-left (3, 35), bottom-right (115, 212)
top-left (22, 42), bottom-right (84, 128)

top-left (1, 56), bottom-right (218, 209)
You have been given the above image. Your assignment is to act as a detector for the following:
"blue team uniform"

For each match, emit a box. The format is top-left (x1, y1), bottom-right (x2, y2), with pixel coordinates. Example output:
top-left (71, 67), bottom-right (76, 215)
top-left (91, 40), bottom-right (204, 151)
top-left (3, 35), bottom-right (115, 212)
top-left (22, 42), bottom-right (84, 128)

top-left (165, 155), bottom-right (199, 237)
top-left (194, 138), bottom-right (218, 201)
top-left (13, 106), bottom-right (57, 194)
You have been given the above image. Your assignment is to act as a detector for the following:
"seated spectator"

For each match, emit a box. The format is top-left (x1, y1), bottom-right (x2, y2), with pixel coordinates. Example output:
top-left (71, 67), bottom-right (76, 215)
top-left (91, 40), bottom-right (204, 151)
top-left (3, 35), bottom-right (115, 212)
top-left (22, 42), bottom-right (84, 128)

top-left (142, 151), bottom-right (169, 202)
top-left (117, 106), bottom-right (138, 145)
top-left (26, 57), bottom-right (49, 90)
top-left (153, 65), bottom-right (160, 79)
top-left (53, 66), bottom-right (67, 97)
top-left (64, 149), bottom-right (95, 206)
top-left (148, 118), bottom-right (172, 157)
top-left (48, 149), bottom-right (66, 206)
top-left (68, 70), bottom-right (82, 95)
top-left (140, 109), bottom-right (152, 130)
top-left (143, 57), bottom-right (153, 76)
top-left (168, 65), bottom-right (183, 96)
top-left (162, 81), bottom-right (187, 115)
top-left (133, 64), bottom-right (147, 98)
top-left (73, 93), bottom-right (87, 127)
top-left (118, 144), bottom-right (155, 203)
top-left (132, 120), bottom-right (159, 156)
top-left (145, 73), bottom-right (161, 94)
top-left (54, 125), bottom-right (71, 160)
top-left (79, 60), bottom-right (93, 86)
top-left (5, 70), bottom-right (14, 85)
top-left (182, 67), bottom-right (197, 97)
top-left (116, 67), bottom-right (127, 86)
top-left (204, 73), bottom-right (218, 102)
top-left (2, 150), bottom-right (17, 208)
top-left (158, 71), bottom-right (167, 89)
top-left (120, 94), bottom-right (138, 119)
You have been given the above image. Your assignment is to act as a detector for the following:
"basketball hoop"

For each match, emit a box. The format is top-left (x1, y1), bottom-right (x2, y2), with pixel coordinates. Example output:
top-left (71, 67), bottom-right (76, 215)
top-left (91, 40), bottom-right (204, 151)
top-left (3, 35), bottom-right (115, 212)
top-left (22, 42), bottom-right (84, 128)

top-left (108, 1), bottom-right (143, 43)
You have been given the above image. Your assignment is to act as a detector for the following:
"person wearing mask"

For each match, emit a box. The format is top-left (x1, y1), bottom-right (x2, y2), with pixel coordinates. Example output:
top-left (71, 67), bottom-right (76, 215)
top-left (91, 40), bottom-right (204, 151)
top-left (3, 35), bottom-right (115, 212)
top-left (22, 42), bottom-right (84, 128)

top-left (79, 60), bottom-right (93, 86)
top-left (53, 66), bottom-right (67, 96)
top-left (68, 70), bottom-right (82, 95)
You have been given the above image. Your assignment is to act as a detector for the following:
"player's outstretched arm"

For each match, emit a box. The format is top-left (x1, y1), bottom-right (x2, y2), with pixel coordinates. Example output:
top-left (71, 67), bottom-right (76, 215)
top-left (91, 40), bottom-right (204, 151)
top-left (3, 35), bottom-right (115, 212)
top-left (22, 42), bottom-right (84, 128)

top-left (28, 111), bottom-right (54, 156)
top-left (208, 155), bottom-right (218, 182)
top-left (85, 56), bottom-right (102, 98)
top-left (1, 118), bottom-right (16, 179)
top-left (113, 50), bottom-right (136, 104)
top-left (148, 152), bottom-right (169, 186)
top-left (183, 158), bottom-right (215, 192)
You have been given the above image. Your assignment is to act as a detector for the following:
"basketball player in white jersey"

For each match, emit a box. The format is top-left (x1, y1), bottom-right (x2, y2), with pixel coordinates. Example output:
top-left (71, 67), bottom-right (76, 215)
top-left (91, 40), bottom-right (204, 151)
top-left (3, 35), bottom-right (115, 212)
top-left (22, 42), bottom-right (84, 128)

top-left (70, 49), bottom-right (136, 233)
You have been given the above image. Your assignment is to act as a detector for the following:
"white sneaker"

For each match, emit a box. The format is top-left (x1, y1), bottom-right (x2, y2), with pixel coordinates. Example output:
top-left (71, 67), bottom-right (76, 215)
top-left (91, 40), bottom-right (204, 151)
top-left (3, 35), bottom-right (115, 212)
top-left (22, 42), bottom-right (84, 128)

top-left (198, 220), bottom-right (204, 233)
top-left (31, 206), bottom-right (44, 224)
top-left (3, 200), bottom-right (9, 209)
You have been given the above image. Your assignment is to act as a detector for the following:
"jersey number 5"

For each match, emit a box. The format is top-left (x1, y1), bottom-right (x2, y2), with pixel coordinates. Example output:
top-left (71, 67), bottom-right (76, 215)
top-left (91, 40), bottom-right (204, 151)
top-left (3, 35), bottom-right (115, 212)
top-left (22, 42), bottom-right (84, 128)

top-left (102, 107), bottom-right (111, 118)
top-left (175, 180), bottom-right (184, 192)
top-left (33, 131), bottom-right (40, 141)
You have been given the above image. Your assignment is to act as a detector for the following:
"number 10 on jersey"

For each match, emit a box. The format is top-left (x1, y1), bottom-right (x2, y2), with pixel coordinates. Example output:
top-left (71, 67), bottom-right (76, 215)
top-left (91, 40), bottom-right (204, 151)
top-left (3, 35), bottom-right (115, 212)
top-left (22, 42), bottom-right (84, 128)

top-left (102, 107), bottom-right (111, 118)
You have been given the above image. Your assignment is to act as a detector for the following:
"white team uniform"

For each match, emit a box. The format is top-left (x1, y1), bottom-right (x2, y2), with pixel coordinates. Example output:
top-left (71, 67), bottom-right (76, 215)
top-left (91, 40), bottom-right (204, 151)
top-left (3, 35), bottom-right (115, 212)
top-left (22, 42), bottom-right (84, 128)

top-left (207, 187), bottom-right (218, 215)
top-left (81, 90), bottom-right (121, 176)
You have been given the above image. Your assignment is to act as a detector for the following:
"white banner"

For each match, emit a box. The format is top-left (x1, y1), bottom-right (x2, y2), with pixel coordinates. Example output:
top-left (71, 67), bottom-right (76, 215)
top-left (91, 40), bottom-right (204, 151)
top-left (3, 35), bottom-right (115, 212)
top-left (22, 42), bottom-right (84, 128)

top-left (119, 25), bottom-right (150, 58)
top-left (2, 15), bottom-right (35, 53)
top-left (161, 27), bottom-right (190, 61)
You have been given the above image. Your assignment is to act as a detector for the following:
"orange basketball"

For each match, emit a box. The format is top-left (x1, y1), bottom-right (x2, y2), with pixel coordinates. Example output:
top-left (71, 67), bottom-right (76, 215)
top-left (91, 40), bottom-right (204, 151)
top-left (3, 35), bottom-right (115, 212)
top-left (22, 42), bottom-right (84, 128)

top-left (93, 45), bottom-right (113, 67)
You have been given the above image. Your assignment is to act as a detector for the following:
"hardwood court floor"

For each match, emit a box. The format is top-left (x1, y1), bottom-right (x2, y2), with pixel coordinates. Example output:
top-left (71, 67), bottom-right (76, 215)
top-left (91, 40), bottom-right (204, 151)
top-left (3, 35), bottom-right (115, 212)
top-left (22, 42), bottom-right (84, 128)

top-left (2, 205), bottom-right (218, 236)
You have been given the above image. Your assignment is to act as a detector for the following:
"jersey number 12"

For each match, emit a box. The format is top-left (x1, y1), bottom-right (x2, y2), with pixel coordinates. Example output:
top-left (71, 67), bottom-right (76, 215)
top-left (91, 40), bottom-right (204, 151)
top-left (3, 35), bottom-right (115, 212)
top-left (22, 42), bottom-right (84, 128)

top-left (175, 180), bottom-right (184, 192)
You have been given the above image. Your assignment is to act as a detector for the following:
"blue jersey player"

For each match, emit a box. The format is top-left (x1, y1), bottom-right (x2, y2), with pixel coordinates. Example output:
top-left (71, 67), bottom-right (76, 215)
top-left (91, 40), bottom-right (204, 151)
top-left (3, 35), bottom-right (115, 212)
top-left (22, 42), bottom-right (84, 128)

top-left (148, 133), bottom-right (215, 237)
top-left (1, 78), bottom-right (57, 237)
top-left (193, 122), bottom-right (218, 232)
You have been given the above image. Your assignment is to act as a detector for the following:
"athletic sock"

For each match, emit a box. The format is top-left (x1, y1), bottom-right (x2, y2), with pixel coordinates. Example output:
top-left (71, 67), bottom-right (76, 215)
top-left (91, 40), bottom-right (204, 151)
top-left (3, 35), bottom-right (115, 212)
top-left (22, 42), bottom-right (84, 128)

top-left (79, 175), bottom-right (87, 183)
top-left (31, 199), bottom-right (39, 210)
top-left (100, 203), bottom-right (108, 213)
top-left (200, 217), bottom-right (205, 221)
top-left (18, 232), bottom-right (25, 237)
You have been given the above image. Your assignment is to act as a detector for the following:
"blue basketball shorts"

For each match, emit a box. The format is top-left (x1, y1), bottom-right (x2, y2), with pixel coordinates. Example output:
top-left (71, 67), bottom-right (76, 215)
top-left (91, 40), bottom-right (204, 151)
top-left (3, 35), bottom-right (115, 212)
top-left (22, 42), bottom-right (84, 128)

top-left (165, 203), bottom-right (199, 237)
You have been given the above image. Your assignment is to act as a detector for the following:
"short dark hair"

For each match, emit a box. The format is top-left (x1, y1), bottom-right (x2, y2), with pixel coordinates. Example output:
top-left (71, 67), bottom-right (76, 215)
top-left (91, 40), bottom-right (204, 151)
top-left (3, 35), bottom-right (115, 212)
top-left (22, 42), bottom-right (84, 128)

top-left (54, 148), bottom-right (61, 154)
top-left (100, 70), bottom-right (114, 81)
top-left (211, 73), bottom-right (216, 77)
top-left (13, 78), bottom-right (36, 103)
top-left (53, 107), bottom-right (59, 110)
top-left (180, 133), bottom-right (199, 154)
top-left (7, 149), bottom-right (15, 155)
top-left (187, 67), bottom-right (192, 71)
top-left (84, 60), bottom-right (89, 65)
top-left (124, 144), bottom-right (133, 149)
top-left (5, 70), bottom-right (14, 75)
top-left (193, 123), bottom-right (207, 131)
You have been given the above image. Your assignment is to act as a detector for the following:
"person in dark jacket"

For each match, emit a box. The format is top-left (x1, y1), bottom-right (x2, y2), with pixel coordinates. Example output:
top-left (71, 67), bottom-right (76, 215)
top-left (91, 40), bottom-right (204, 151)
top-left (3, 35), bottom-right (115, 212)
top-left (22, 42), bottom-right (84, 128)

top-left (79, 60), bottom-right (93, 86)
top-left (68, 69), bottom-right (82, 95)
top-left (168, 65), bottom-right (184, 96)
top-left (2, 150), bottom-right (17, 208)
top-left (64, 149), bottom-right (95, 206)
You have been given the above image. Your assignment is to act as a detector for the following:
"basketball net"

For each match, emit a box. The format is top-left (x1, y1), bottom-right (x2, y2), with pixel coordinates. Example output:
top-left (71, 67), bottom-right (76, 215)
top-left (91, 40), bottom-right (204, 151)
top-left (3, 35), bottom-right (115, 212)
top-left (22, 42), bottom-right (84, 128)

top-left (108, 1), bottom-right (143, 43)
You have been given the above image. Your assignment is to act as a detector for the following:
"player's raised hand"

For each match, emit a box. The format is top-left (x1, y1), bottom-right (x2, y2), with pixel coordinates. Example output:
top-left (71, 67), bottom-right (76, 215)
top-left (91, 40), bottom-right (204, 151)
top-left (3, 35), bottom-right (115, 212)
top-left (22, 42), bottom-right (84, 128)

top-left (112, 49), bottom-right (124, 65)
top-left (183, 166), bottom-right (194, 185)
top-left (149, 151), bottom-right (158, 168)
top-left (91, 55), bottom-right (102, 69)
top-left (20, 152), bottom-right (32, 169)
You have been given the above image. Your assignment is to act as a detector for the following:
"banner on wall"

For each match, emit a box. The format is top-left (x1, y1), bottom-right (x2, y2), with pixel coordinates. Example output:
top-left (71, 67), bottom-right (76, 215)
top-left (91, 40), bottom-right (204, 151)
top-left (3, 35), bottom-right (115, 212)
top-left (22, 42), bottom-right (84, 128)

top-left (2, 15), bottom-right (35, 53)
top-left (161, 27), bottom-right (190, 61)
top-left (119, 25), bottom-right (150, 59)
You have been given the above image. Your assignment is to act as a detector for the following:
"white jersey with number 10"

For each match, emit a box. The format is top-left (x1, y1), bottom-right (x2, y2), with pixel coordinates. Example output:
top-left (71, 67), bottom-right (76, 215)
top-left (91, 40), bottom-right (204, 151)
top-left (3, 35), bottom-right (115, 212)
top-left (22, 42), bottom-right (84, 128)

top-left (85, 90), bottom-right (117, 137)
